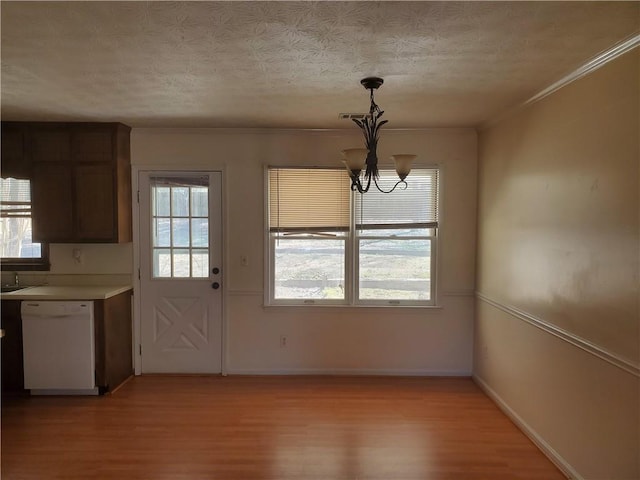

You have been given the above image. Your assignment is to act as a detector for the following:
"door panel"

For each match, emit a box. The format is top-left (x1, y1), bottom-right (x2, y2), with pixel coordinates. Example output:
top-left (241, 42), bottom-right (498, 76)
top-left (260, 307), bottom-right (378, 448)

top-left (139, 171), bottom-right (222, 373)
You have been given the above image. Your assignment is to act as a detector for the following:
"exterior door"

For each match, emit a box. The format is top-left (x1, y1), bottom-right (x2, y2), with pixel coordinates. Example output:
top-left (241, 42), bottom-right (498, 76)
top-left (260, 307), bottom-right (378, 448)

top-left (139, 171), bottom-right (222, 373)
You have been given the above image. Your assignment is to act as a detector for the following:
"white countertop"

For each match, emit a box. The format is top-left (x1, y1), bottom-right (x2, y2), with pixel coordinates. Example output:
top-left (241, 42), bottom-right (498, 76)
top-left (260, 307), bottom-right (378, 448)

top-left (1, 285), bottom-right (132, 300)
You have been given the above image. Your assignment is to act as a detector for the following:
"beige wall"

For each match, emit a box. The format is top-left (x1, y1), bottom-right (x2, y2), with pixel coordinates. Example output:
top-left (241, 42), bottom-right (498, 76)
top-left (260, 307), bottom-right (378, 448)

top-left (3, 243), bottom-right (133, 287)
top-left (476, 49), bottom-right (639, 479)
top-left (132, 128), bottom-right (478, 374)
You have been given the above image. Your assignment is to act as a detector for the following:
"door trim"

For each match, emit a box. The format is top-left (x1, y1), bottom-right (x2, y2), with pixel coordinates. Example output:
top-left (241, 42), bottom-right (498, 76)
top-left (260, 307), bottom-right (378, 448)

top-left (132, 165), bottom-right (227, 376)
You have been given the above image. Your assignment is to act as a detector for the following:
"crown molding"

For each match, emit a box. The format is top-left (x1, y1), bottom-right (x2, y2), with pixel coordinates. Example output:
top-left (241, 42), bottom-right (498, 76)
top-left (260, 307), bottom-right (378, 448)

top-left (480, 32), bottom-right (640, 131)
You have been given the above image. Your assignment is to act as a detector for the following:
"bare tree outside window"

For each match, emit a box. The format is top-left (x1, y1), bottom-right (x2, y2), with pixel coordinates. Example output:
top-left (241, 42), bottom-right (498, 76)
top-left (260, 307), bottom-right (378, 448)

top-left (0, 178), bottom-right (42, 260)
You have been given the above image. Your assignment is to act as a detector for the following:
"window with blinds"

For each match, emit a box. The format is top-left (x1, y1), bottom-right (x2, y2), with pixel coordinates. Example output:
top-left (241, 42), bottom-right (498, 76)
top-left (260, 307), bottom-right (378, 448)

top-left (266, 166), bottom-right (439, 306)
top-left (355, 169), bottom-right (438, 231)
top-left (268, 168), bottom-right (350, 233)
top-left (0, 177), bottom-right (47, 268)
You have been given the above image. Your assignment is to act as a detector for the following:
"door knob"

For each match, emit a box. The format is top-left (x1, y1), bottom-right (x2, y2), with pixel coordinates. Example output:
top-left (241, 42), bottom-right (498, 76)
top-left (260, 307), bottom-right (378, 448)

top-left (211, 282), bottom-right (220, 289)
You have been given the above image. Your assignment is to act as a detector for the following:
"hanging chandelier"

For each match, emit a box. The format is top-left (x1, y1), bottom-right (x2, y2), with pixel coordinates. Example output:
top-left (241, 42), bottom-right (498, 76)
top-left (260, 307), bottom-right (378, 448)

top-left (342, 77), bottom-right (416, 194)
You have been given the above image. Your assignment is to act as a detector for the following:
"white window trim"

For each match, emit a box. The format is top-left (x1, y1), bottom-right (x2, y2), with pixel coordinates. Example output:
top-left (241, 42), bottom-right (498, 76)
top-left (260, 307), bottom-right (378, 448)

top-left (263, 164), bottom-right (441, 308)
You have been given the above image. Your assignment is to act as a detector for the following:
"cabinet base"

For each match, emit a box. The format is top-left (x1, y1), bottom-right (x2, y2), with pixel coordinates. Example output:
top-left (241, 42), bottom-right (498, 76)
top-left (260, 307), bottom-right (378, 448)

top-left (29, 387), bottom-right (100, 396)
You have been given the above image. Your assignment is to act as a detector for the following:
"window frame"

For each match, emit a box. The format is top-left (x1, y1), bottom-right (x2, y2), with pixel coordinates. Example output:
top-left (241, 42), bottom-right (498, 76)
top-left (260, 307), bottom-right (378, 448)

top-left (265, 165), bottom-right (440, 307)
top-left (149, 175), bottom-right (211, 279)
top-left (268, 231), bottom-right (350, 306)
top-left (353, 230), bottom-right (437, 307)
top-left (1, 177), bottom-right (50, 271)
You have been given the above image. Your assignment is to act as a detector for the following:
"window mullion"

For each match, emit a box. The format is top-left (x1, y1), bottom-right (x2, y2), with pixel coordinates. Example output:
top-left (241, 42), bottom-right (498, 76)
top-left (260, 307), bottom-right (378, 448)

top-left (169, 187), bottom-right (174, 277)
top-left (349, 189), bottom-right (357, 305)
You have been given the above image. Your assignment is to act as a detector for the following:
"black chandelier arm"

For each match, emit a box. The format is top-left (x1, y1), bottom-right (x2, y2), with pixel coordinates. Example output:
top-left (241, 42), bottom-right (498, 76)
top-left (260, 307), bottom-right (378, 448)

top-left (373, 177), bottom-right (408, 194)
top-left (350, 172), bottom-right (372, 193)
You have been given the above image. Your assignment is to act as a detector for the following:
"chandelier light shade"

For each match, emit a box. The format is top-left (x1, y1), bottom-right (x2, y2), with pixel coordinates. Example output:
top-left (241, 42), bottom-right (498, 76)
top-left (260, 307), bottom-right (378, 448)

top-left (342, 77), bottom-right (416, 193)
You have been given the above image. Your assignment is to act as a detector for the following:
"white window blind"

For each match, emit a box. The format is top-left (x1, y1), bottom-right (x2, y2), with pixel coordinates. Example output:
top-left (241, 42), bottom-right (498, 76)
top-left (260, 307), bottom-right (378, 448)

top-left (1, 178), bottom-right (32, 218)
top-left (355, 168), bottom-right (439, 229)
top-left (268, 168), bottom-right (350, 232)
top-left (149, 175), bottom-right (209, 188)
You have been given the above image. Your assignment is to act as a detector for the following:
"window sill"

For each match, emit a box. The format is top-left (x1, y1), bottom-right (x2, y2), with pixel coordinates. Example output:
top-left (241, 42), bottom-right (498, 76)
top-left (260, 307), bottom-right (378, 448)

top-left (263, 302), bottom-right (442, 309)
top-left (1, 260), bottom-right (50, 271)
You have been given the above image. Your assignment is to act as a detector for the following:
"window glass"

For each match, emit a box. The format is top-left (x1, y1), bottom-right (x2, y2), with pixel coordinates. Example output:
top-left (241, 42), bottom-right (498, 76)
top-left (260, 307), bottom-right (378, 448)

top-left (150, 177), bottom-right (210, 278)
top-left (358, 238), bottom-right (432, 301)
top-left (273, 236), bottom-right (346, 300)
top-left (0, 178), bottom-right (49, 270)
top-left (267, 167), bottom-right (439, 306)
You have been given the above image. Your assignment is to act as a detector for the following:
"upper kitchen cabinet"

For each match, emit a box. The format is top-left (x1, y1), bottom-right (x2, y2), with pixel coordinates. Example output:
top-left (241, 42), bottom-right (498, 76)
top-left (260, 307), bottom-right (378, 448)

top-left (29, 122), bottom-right (132, 243)
top-left (1, 122), bottom-right (30, 178)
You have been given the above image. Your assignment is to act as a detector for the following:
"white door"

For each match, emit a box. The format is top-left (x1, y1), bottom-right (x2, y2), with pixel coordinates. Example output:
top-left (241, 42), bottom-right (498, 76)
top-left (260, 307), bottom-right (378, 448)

top-left (139, 171), bottom-right (222, 373)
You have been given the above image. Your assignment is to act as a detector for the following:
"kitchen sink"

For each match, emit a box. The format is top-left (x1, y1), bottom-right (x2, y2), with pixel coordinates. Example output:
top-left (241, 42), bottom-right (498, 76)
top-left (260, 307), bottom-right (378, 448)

top-left (1, 285), bottom-right (27, 293)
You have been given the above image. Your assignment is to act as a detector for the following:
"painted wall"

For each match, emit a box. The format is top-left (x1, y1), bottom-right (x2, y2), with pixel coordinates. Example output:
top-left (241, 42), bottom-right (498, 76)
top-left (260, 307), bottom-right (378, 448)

top-left (3, 243), bottom-right (133, 287)
top-left (132, 128), bottom-right (477, 374)
top-left (475, 49), bottom-right (639, 479)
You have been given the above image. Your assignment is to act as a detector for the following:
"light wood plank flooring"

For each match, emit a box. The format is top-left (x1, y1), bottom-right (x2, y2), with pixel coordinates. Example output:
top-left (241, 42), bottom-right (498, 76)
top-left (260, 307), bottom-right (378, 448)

top-left (1, 376), bottom-right (566, 479)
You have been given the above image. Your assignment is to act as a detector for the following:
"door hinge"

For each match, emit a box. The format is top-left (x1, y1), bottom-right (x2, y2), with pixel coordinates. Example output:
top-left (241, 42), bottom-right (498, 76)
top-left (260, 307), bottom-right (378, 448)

top-left (139, 344), bottom-right (142, 356)
top-left (137, 190), bottom-right (140, 203)
top-left (138, 268), bottom-right (141, 280)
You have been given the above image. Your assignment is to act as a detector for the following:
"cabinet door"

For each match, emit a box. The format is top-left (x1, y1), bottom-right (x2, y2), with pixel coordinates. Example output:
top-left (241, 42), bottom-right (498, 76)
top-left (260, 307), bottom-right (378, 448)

top-left (30, 125), bottom-right (71, 163)
top-left (1, 123), bottom-right (30, 178)
top-left (32, 163), bottom-right (74, 241)
top-left (75, 164), bottom-right (115, 241)
top-left (94, 292), bottom-right (133, 391)
top-left (72, 127), bottom-right (113, 163)
top-left (1, 300), bottom-right (25, 393)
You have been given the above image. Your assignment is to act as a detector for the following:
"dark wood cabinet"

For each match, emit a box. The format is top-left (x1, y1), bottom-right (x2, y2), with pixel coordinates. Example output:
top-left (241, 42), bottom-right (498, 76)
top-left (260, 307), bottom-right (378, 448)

top-left (94, 291), bottom-right (134, 391)
top-left (0, 123), bottom-right (30, 179)
top-left (2, 121), bottom-right (132, 244)
top-left (0, 292), bottom-right (133, 395)
top-left (1, 300), bottom-right (25, 394)
top-left (75, 164), bottom-right (116, 240)
top-left (30, 124), bottom-right (71, 164)
top-left (31, 163), bottom-right (74, 239)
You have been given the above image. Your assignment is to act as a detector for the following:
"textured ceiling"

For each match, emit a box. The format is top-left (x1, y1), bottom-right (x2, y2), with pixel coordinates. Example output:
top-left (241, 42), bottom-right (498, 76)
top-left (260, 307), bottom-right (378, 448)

top-left (1, 1), bottom-right (638, 128)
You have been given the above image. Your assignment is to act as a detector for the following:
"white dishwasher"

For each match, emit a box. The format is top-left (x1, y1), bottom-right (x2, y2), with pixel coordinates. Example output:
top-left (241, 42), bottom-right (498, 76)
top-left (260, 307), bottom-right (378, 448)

top-left (21, 301), bottom-right (98, 395)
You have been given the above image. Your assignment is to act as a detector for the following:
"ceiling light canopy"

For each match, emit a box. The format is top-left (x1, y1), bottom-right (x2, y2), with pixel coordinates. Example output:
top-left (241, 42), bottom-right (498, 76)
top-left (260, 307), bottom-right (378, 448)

top-left (342, 77), bottom-right (415, 194)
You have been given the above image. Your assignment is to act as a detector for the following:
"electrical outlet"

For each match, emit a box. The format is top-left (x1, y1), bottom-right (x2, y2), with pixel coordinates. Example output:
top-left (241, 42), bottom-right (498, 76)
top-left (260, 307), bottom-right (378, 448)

top-left (280, 335), bottom-right (287, 348)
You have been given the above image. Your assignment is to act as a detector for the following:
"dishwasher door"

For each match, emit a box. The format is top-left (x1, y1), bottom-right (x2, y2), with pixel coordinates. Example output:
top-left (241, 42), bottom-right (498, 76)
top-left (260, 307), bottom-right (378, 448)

top-left (21, 301), bottom-right (98, 395)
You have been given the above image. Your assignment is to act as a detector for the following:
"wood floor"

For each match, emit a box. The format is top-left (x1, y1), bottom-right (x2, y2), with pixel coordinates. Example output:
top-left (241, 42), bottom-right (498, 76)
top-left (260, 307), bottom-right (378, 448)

top-left (1, 376), bottom-right (566, 480)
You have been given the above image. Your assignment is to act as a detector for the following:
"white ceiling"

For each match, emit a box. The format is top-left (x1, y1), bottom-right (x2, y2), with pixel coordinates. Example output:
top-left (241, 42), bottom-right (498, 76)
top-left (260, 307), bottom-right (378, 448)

top-left (1, 1), bottom-right (638, 129)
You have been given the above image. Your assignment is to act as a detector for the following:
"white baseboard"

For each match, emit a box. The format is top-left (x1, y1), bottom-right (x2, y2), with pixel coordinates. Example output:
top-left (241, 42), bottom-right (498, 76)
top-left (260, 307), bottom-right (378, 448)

top-left (472, 374), bottom-right (581, 480)
top-left (225, 368), bottom-right (472, 376)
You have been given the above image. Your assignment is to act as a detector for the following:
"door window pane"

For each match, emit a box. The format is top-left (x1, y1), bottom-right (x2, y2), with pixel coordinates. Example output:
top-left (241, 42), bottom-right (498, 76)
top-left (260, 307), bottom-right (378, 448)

top-left (153, 218), bottom-right (170, 247)
top-left (191, 218), bottom-right (208, 247)
top-left (171, 187), bottom-right (189, 217)
top-left (191, 187), bottom-right (208, 217)
top-left (192, 250), bottom-right (209, 278)
top-left (150, 180), bottom-right (210, 278)
top-left (171, 218), bottom-right (190, 247)
top-left (153, 249), bottom-right (172, 277)
top-left (153, 187), bottom-right (170, 216)
top-left (172, 249), bottom-right (190, 277)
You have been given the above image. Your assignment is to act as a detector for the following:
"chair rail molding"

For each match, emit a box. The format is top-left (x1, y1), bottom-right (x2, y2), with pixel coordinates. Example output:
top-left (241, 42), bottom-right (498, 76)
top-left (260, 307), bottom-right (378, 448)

top-left (476, 292), bottom-right (640, 378)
